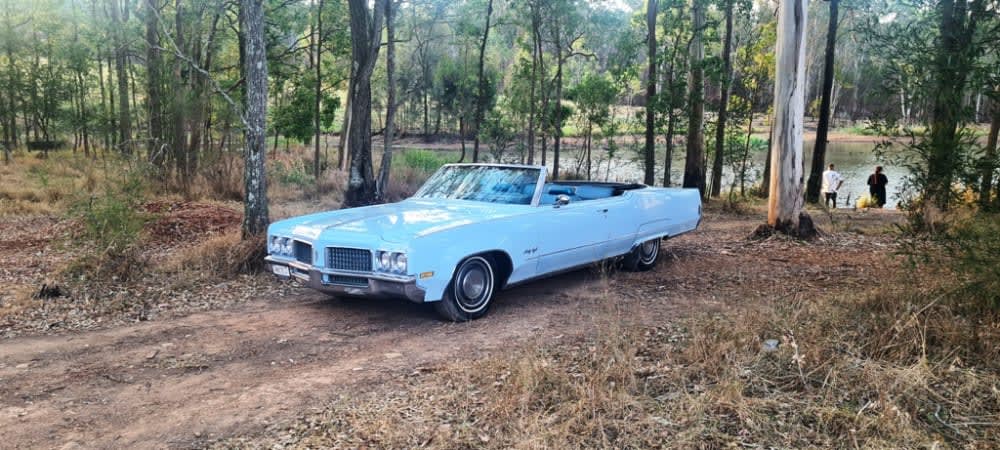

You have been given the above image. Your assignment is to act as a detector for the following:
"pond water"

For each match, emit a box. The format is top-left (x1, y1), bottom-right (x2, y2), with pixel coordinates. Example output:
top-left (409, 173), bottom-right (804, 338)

top-left (531, 140), bottom-right (905, 209)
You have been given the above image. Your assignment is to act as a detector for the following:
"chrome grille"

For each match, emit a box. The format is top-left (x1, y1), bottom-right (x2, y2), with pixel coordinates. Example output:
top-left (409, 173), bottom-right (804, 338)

top-left (326, 247), bottom-right (372, 272)
top-left (293, 241), bottom-right (313, 265)
top-left (327, 275), bottom-right (369, 287)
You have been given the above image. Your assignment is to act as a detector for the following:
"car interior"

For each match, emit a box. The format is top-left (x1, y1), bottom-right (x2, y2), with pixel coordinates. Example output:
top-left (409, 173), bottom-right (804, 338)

top-left (539, 181), bottom-right (646, 205)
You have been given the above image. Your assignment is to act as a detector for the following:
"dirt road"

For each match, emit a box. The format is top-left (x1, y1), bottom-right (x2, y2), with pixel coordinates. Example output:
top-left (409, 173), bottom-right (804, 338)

top-left (0, 265), bottom-right (656, 449)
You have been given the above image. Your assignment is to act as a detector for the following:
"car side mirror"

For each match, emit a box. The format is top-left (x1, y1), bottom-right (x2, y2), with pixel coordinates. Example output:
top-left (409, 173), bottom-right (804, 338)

top-left (554, 194), bottom-right (571, 207)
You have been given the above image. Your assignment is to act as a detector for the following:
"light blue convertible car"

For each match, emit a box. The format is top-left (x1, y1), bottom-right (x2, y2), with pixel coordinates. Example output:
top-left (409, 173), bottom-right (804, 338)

top-left (265, 163), bottom-right (701, 321)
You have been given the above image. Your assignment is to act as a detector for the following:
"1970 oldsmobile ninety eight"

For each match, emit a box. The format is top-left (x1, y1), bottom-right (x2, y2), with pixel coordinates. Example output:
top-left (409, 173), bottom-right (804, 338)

top-left (265, 163), bottom-right (701, 321)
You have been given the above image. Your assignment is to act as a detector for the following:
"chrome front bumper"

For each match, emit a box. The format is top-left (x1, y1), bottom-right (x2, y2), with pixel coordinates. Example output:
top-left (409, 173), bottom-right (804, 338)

top-left (265, 256), bottom-right (426, 303)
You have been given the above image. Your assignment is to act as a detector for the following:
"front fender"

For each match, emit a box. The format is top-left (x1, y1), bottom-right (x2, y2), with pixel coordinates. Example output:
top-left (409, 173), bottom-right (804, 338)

top-left (407, 218), bottom-right (533, 302)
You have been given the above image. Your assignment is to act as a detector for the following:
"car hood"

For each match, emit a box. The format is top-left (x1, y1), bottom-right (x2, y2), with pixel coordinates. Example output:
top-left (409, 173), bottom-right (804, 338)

top-left (276, 199), bottom-right (528, 244)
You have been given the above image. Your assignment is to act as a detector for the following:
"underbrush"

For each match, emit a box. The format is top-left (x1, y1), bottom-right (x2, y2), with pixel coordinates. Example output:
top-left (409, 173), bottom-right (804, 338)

top-left (234, 272), bottom-right (999, 449)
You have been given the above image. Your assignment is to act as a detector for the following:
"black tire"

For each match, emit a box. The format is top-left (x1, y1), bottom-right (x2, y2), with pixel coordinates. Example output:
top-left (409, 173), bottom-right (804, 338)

top-left (622, 237), bottom-right (660, 272)
top-left (434, 255), bottom-right (497, 322)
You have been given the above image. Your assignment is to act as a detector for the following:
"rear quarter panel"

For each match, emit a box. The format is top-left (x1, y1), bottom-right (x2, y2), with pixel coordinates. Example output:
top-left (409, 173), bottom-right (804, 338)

top-left (630, 187), bottom-right (702, 246)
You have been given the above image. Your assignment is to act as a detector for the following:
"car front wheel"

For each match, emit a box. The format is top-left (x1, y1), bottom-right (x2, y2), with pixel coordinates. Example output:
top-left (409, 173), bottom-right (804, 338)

top-left (434, 255), bottom-right (496, 321)
top-left (622, 237), bottom-right (660, 272)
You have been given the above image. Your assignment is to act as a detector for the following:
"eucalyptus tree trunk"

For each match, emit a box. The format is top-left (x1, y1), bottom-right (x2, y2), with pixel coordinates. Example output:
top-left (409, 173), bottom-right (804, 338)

top-left (710, 0), bottom-right (733, 197)
top-left (806, 0), bottom-right (839, 204)
top-left (240, 0), bottom-right (269, 237)
top-left (343, 0), bottom-right (385, 207)
top-left (338, 74), bottom-right (352, 170)
top-left (145, 0), bottom-right (164, 172)
top-left (471, 0), bottom-right (494, 163)
top-left (981, 96), bottom-right (999, 207)
top-left (377, 0), bottom-right (396, 200)
top-left (683, 0), bottom-right (705, 195)
top-left (526, 4), bottom-right (540, 165)
top-left (314, 0), bottom-right (324, 179)
top-left (172, 0), bottom-right (188, 186)
top-left (643, 0), bottom-right (657, 186)
top-left (108, 0), bottom-right (131, 154)
top-left (766, 0), bottom-right (814, 237)
top-left (925, 0), bottom-right (981, 212)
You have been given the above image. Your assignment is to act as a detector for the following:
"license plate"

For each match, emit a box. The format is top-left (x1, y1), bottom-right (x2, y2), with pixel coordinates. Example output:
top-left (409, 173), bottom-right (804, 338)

top-left (272, 265), bottom-right (291, 277)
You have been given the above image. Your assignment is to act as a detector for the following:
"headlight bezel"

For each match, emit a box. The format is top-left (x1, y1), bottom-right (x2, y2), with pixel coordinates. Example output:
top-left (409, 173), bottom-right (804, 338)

top-left (392, 253), bottom-right (407, 273)
top-left (376, 250), bottom-right (408, 274)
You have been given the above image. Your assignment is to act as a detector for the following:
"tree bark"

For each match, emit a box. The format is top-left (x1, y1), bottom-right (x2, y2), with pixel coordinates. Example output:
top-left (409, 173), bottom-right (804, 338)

top-left (683, 0), bottom-right (705, 195)
top-left (338, 74), bottom-right (352, 170)
top-left (145, 0), bottom-right (164, 171)
top-left (806, 0), bottom-right (839, 204)
top-left (314, 0), bottom-right (324, 179)
top-left (710, 0), bottom-right (733, 197)
top-left (925, 0), bottom-right (980, 211)
top-left (766, 0), bottom-right (813, 237)
top-left (240, 0), bottom-right (269, 237)
top-left (526, 3), bottom-right (540, 165)
top-left (343, 0), bottom-right (385, 207)
top-left (172, 0), bottom-right (188, 186)
top-left (471, 0), bottom-right (494, 164)
top-left (981, 95), bottom-right (999, 207)
top-left (377, 0), bottom-right (396, 200)
top-left (644, 0), bottom-right (657, 185)
top-left (109, 0), bottom-right (131, 154)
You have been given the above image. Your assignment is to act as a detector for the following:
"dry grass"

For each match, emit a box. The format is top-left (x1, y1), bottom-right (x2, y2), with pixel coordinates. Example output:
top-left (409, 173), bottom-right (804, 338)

top-left (161, 230), bottom-right (266, 279)
top-left (219, 271), bottom-right (999, 449)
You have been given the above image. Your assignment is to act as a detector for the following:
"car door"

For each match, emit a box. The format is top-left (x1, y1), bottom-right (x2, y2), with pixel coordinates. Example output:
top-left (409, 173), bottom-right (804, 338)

top-left (592, 194), bottom-right (637, 259)
top-left (533, 200), bottom-right (608, 275)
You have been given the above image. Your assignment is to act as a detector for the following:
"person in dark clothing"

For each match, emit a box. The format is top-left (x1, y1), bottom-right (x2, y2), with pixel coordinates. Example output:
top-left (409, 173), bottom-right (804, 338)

top-left (867, 166), bottom-right (888, 208)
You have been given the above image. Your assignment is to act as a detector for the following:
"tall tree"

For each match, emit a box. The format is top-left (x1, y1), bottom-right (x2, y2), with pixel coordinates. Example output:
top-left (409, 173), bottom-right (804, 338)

top-left (709, 0), bottom-right (734, 197)
top-left (682, 0), bottom-right (705, 194)
top-left (377, 0), bottom-right (396, 199)
top-left (643, 0), bottom-right (657, 185)
top-left (980, 92), bottom-right (998, 208)
top-left (313, 0), bottom-right (324, 179)
top-left (240, 0), bottom-right (268, 237)
top-left (343, 0), bottom-right (385, 207)
top-left (471, 0), bottom-right (494, 163)
top-left (766, 0), bottom-right (814, 237)
top-left (145, 0), bottom-right (164, 172)
top-left (805, 0), bottom-right (839, 204)
top-left (108, 0), bottom-right (131, 154)
top-left (924, 0), bottom-right (985, 211)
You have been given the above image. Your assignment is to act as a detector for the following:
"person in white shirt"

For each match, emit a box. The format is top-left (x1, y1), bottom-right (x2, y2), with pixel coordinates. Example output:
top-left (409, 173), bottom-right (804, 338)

top-left (821, 164), bottom-right (844, 208)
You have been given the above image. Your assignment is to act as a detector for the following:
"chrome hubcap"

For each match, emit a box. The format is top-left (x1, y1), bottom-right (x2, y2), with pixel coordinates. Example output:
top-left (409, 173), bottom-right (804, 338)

top-left (640, 239), bottom-right (659, 264)
top-left (454, 257), bottom-right (494, 314)
top-left (461, 269), bottom-right (486, 299)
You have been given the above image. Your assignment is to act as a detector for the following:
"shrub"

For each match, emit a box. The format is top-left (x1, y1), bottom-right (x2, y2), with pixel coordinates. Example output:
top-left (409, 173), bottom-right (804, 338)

top-left (66, 176), bottom-right (149, 281)
top-left (400, 149), bottom-right (451, 173)
top-left (932, 213), bottom-right (1000, 310)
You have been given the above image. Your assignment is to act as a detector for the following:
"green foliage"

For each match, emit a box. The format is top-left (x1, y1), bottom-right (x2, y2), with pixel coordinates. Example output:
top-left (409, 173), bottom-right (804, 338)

top-left (567, 74), bottom-right (617, 128)
top-left (273, 159), bottom-right (313, 187)
top-left (481, 111), bottom-right (517, 163)
top-left (271, 77), bottom-right (316, 145)
top-left (400, 150), bottom-right (452, 173)
top-left (937, 213), bottom-right (1000, 309)
top-left (320, 94), bottom-right (340, 130)
top-left (73, 176), bottom-right (146, 253)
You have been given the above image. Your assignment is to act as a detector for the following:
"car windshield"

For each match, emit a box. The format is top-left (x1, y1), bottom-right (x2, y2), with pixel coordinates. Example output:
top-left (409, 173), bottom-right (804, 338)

top-left (413, 165), bottom-right (541, 205)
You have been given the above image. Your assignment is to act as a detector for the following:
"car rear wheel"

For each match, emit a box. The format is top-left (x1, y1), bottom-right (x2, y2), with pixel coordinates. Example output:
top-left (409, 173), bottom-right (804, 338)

top-left (434, 255), bottom-right (496, 322)
top-left (622, 237), bottom-right (660, 272)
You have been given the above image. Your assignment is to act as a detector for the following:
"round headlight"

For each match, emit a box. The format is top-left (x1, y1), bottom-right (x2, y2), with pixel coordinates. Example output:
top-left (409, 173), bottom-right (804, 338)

top-left (392, 253), bottom-right (407, 273)
top-left (379, 251), bottom-right (392, 270)
top-left (268, 236), bottom-right (279, 253)
top-left (281, 238), bottom-right (293, 255)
